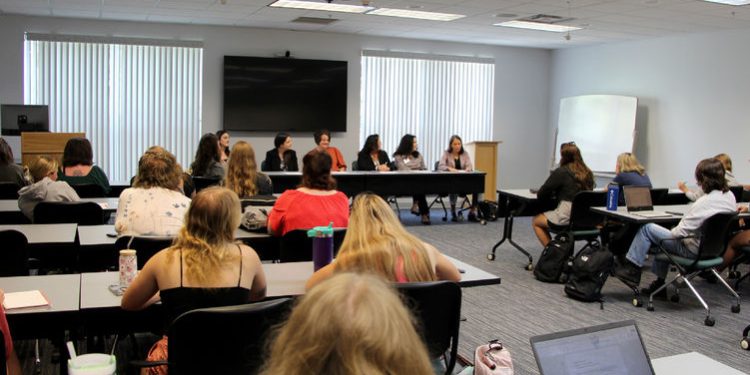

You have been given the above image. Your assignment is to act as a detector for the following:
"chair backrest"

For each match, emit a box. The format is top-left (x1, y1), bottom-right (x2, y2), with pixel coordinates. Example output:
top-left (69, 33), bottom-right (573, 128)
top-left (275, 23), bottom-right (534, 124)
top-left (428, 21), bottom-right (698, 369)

top-left (395, 281), bottom-right (461, 375)
top-left (114, 236), bottom-right (174, 269)
top-left (0, 230), bottom-right (29, 277)
top-left (729, 186), bottom-right (743, 202)
top-left (71, 183), bottom-right (107, 198)
top-left (351, 160), bottom-right (359, 171)
top-left (695, 211), bottom-right (738, 260)
top-left (649, 188), bottom-right (669, 206)
top-left (434, 161), bottom-right (440, 172)
top-left (0, 183), bottom-right (20, 199)
top-left (279, 228), bottom-right (346, 263)
top-left (569, 191), bottom-right (608, 230)
top-left (33, 201), bottom-right (104, 225)
top-left (192, 177), bottom-right (221, 193)
top-left (168, 298), bottom-right (293, 375)
top-left (260, 160), bottom-right (268, 172)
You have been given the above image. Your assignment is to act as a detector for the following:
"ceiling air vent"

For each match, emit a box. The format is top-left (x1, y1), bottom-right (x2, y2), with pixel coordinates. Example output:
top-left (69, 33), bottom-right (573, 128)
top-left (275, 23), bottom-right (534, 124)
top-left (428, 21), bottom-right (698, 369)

top-left (518, 14), bottom-right (574, 24)
top-left (292, 16), bottom-right (338, 25)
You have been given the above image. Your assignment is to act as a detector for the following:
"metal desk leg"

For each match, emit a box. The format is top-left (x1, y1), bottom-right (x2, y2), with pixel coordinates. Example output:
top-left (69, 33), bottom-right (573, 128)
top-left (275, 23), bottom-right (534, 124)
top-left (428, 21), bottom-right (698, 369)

top-left (487, 196), bottom-right (534, 270)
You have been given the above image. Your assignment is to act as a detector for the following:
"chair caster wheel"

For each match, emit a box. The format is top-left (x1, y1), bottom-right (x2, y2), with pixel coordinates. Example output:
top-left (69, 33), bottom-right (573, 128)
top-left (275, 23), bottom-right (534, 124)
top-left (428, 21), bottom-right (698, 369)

top-left (480, 220), bottom-right (487, 225)
top-left (646, 304), bottom-right (654, 311)
top-left (704, 316), bottom-right (715, 326)
top-left (731, 304), bottom-right (741, 313)
top-left (669, 294), bottom-right (680, 303)
top-left (741, 337), bottom-right (750, 350)
top-left (632, 298), bottom-right (642, 307)
top-left (487, 253), bottom-right (496, 261)
top-left (525, 263), bottom-right (533, 271)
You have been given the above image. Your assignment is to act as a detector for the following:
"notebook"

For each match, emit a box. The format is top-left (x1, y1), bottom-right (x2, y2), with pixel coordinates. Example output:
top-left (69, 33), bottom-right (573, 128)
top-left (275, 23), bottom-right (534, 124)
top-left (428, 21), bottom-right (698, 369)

top-left (623, 186), bottom-right (671, 218)
top-left (530, 320), bottom-right (655, 375)
top-left (2, 290), bottom-right (50, 310)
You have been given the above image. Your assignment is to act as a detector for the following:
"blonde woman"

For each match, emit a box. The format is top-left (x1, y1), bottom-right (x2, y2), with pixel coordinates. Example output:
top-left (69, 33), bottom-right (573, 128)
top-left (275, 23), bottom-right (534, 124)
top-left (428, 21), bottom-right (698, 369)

top-left (122, 187), bottom-right (266, 375)
top-left (262, 273), bottom-right (434, 375)
top-left (224, 141), bottom-right (273, 197)
top-left (305, 193), bottom-right (460, 290)
top-left (17, 156), bottom-right (79, 221)
top-left (612, 152), bottom-right (652, 187)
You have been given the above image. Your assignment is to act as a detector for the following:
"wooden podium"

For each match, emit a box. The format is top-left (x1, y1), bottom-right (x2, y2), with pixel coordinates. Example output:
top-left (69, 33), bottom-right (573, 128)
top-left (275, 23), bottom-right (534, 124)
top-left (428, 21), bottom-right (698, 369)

top-left (465, 141), bottom-right (500, 202)
top-left (21, 132), bottom-right (85, 167)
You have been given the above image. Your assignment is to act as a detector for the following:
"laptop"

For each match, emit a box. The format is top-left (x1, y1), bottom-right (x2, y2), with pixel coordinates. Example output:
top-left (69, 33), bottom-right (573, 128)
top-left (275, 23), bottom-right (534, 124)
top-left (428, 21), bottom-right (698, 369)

top-left (623, 186), bottom-right (671, 218)
top-left (530, 320), bottom-right (655, 375)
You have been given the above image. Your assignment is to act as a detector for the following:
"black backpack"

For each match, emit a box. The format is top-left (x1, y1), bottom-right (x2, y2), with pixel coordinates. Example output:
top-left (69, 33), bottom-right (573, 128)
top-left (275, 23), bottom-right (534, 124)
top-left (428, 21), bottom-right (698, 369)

top-left (564, 244), bottom-right (614, 302)
top-left (477, 201), bottom-right (499, 222)
top-left (533, 234), bottom-right (574, 283)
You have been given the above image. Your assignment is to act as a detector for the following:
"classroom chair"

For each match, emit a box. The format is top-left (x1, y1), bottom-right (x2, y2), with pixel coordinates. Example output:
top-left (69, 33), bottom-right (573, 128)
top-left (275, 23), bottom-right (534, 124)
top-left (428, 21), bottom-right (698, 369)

top-left (0, 182), bottom-right (20, 199)
top-left (278, 228), bottom-right (346, 263)
top-left (730, 186), bottom-right (744, 203)
top-left (191, 176), bottom-right (221, 193)
top-left (114, 236), bottom-right (174, 270)
top-left (71, 183), bottom-right (107, 198)
top-left (0, 230), bottom-right (29, 277)
top-left (547, 191), bottom-right (608, 254)
top-left (729, 245), bottom-right (750, 291)
top-left (33, 201), bottom-right (105, 225)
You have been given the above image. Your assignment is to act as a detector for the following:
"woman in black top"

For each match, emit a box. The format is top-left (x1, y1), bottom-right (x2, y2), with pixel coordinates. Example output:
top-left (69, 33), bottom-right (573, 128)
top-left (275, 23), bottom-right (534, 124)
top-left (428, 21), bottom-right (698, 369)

top-left (532, 142), bottom-right (594, 247)
top-left (263, 132), bottom-right (299, 172)
top-left (191, 133), bottom-right (225, 179)
top-left (356, 134), bottom-right (391, 171)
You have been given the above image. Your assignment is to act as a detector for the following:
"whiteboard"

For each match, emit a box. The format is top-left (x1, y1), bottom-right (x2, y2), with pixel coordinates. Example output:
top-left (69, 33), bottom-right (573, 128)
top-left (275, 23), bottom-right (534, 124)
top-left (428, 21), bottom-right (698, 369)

top-left (554, 95), bottom-right (638, 173)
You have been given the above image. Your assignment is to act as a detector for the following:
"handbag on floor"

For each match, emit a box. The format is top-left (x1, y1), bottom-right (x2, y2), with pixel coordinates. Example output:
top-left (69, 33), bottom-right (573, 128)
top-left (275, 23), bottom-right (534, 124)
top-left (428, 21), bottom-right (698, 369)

top-left (473, 339), bottom-right (513, 375)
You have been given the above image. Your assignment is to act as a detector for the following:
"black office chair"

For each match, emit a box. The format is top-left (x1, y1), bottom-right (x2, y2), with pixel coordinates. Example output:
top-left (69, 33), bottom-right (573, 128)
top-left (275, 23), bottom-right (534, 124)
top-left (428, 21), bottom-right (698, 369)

top-left (0, 183), bottom-right (20, 199)
top-left (114, 236), bottom-right (174, 269)
top-left (0, 230), bottom-right (29, 277)
top-left (649, 188), bottom-right (669, 205)
top-left (547, 191), bottom-right (608, 254)
top-left (279, 228), bottom-right (346, 263)
top-left (260, 160), bottom-right (268, 172)
top-left (396, 281), bottom-right (461, 375)
top-left (132, 298), bottom-right (293, 375)
top-left (728, 245), bottom-right (750, 291)
top-left (729, 186), bottom-right (744, 202)
top-left (192, 177), bottom-right (221, 193)
top-left (643, 212), bottom-right (741, 326)
top-left (71, 183), bottom-right (107, 198)
top-left (351, 160), bottom-right (358, 171)
top-left (33, 201), bottom-right (105, 225)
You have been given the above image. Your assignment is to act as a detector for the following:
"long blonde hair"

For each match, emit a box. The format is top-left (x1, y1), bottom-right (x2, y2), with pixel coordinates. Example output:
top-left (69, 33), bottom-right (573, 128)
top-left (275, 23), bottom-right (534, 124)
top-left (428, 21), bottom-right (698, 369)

top-left (167, 187), bottom-right (241, 283)
top-left (334, 193), bottom-right (435, 282)
top-left (27, 156), bottom-right (58, 182)
top-left (224, 141), bottom-right (259, 198)
top-left (262, 273), bottom-right (434, 375)
top-left (616, 152), bottom-right (646, 175)
top-left (714, 153), bottom-right (733, 173)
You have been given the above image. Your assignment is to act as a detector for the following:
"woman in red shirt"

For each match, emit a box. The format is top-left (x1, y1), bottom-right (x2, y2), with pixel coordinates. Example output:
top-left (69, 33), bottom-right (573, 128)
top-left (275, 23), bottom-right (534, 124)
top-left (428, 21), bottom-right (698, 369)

top-left (268, 150), bottom-right (349, 236)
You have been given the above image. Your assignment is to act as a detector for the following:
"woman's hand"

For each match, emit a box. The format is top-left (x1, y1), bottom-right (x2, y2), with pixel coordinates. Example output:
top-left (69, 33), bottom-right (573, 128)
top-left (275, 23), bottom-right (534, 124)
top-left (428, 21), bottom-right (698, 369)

top-left (677, 181), bottom-right (689, 193)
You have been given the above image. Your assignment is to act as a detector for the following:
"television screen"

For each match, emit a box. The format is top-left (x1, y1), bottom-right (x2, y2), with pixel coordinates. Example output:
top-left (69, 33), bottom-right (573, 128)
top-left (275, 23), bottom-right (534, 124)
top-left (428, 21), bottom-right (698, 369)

top-left (1, 104), bottom-right (50, 135)
top-left (223, 56), bottom-right (347, 132)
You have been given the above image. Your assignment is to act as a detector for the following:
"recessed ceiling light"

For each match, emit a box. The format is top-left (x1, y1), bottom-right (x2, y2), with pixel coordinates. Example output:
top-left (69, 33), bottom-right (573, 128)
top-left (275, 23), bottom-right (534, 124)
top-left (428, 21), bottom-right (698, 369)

top-left (702, 0), bottom-right (750, 4)
top-left (494, 20), bottom-right (582, 33)
top-left (367, 8), bottom-right (465, 21)
top-left (493, 13), bottom-right (518, 18)
top-left (269, 0), bottom-right (373, 14)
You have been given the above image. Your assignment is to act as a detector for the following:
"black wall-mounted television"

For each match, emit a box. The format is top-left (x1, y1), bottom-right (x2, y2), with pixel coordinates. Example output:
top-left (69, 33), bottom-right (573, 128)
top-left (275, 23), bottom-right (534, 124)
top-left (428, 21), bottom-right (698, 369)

top-left (223, 56), bottom-right (347, 132)
top-left (1, 104), bottom-right (49, 136)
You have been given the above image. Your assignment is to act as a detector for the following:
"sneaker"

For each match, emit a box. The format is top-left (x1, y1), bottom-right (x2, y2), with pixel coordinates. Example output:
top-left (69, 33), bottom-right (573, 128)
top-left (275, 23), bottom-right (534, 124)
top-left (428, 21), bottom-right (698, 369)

top-left (698, 270), bottom-right (718, 284)
top-left (467, 212), bottom-right (479, 222)
top-left (451, 212), bottom-right (458, 222)
top-left (613, 257), bottom-right (642, 287)
top-left (641, 279), bottom-right (667, 299)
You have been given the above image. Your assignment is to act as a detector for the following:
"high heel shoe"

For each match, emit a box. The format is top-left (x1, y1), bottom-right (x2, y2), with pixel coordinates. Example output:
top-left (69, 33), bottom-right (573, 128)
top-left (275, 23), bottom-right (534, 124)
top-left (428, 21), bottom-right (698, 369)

top-left (410, 203), bottom-right (420, 216)
top-left (421, 214), bottom-right (431, 225)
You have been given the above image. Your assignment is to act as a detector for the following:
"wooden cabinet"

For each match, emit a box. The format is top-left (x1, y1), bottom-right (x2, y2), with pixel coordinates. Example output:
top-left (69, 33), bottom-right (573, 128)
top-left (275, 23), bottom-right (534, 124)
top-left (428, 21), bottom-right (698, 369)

top-left (465, 141), bottom-right (500, 202)
top-left (21, 132), bottom-right (85, 167)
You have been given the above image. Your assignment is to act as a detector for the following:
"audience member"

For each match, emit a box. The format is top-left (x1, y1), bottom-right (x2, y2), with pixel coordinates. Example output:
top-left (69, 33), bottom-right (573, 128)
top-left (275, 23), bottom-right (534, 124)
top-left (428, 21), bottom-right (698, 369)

top-left (224, 141), bottom-right (273, 197)
top-left (191, 133), bottom-right (225, 179)
top-left (17, 156), bottom-right (79, 221)
top-left (115, 147), bottom-right (191, 237)
top-left (216, 130), bottom-right (231, 164)
top-left (393, 134), bottom-right (431, 225)
top-left (0, 290), bottom-right (22, 375)
top-left (612, 152), bottom-right (652, 187)
top-left (306, 192), bottom-right (460, 290)
top-left (262, 132), bottom-right (298, 172)
top-left (262, 273), bottom-right (434, 375)
top-left (0, 138), bottom-right (27, 187)
top-left (122, 187), bottom-right (267, 375)
top-left (57, 137), bottom-right (110, 194)
top-left (437, 135), bottom-right (479, 221)
top-left (356, 134), bottom-right (391, 171)
top-left (314, 129), bottom-right (346, 171)
top-left (268, 150), bottom-right (349, 236)
top-left (679, 153), bottom-right (738, 201)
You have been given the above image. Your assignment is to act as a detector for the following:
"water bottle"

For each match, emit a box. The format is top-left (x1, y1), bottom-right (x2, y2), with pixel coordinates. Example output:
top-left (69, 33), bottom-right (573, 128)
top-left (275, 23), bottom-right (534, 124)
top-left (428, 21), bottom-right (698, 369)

top-left (119, 249), bottom-right (137, 287)
top-left (607, 185), bottom-right (620, 211)
top-left (307, 222), bottom-right (334, 271)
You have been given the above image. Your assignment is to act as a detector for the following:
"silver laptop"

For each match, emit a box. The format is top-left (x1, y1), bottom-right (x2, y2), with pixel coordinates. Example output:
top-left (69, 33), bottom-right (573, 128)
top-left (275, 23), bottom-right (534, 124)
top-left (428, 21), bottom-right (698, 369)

top-left (623, 186), bottom-right (671, 218)
top-left (530, 320), bottom-right (655, 375)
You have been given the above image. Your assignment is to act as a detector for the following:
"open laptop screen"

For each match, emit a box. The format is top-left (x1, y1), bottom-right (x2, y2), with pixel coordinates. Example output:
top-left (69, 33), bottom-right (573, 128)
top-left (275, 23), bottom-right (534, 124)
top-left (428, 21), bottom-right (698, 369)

top-left (531, 320), bottom-right (654, 375)
top-left (623, 186), bottom-right (653, 212)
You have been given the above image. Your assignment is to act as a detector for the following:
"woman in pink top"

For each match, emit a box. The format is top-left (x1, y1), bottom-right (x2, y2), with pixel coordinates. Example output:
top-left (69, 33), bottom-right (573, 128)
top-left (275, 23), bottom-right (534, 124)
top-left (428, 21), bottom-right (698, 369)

top-left (268, 150), bottom-right (349, 236)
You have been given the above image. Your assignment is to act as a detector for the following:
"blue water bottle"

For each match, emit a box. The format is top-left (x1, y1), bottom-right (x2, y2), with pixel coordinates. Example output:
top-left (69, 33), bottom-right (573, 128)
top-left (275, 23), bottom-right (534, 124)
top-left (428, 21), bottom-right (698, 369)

top-left (607, 185), bottom-right (619, 211)
top-left (307, 222), bottom-right (334, 271)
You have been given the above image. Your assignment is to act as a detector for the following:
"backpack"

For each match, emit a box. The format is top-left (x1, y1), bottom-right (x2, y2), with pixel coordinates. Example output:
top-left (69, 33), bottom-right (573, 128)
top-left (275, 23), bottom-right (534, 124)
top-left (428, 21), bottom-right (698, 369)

top-left (473, 340), bottom-right (513, 375)
top-left (533, 233), bottom-right (574, 283)
top-left (478, 201), bottom-right (499, 222)
top-left (564, 244), bottom-right (614, 302)
top-left (241, 205), bottom-right (269, 232)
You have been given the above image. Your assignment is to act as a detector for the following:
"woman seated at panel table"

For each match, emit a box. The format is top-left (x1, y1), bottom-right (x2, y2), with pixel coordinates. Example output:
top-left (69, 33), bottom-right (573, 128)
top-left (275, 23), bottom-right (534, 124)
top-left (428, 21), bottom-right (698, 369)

top-left (18, 156), bottom-right (80, 221)
top-left (393, 134), bottom-right (431, 225)
top-left (191, 133), bottom-right (225, 180)
top-left (313, 129), bottom-right (346, 172)
top-left (678, 153), bottom-right (739, 201)
top-left (531, 142), bottom-right (594, 248)
top-left (0, 138), bottom-right (28, 188)
top-left (356, 134), bottom-right (392, 171)
top-left (115, 147), bottom-right (191, 237)
top-left (0, 290), bottom-right (23, 375)
top-left (224, 141), bottom-right (273, 198)
top-left (267, 149), bottom-right (349, 236)
top-left (305, 192), bottom-right (460, 290)
top-left (438, 135), bottom-right (479, 222)
top-left (262, 273), bottom-right (434, 375)
top-left (262, 132), bottom-right (299, 172)
top-left (216, 129), bottom-right (231, 164)
top-left (122, 187), bottom-right (266, 375)
top-left (57, 137), bottom-right (110, 194)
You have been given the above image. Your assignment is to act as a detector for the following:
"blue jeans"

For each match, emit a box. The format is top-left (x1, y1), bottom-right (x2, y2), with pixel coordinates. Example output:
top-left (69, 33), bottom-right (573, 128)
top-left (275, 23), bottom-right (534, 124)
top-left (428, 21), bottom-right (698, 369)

top-left (625, 223), bottom-right (695, 279)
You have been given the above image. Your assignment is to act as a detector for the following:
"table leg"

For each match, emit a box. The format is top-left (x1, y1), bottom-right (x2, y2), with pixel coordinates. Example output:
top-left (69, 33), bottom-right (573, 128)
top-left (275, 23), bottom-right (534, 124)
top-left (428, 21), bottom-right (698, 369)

top-left (488, 196), bottom-right (534, 270)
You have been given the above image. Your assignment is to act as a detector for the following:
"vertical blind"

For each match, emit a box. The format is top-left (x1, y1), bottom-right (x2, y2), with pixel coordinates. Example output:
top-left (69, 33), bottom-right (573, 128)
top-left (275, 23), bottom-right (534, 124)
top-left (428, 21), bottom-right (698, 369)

top-left (360, 51), bottom-right (494, 168)
top-left (24, 35), bottom-right (203, 181)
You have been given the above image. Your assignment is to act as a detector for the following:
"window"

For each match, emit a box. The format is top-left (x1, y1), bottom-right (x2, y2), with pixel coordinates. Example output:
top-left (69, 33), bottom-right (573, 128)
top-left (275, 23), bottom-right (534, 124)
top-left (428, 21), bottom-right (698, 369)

top-left (24, 34), bottom-right (203, 181)
top-left (360, 51), bottom-right (494, 168)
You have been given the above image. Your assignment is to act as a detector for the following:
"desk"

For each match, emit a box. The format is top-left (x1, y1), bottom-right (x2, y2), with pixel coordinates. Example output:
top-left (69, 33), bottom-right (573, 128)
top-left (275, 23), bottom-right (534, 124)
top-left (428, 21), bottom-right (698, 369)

top-left (591, 205), bottom-right (689, 224)
top-left (652, 352), bottom-right (746, 375)
top-left (0, 223), bottom-right (77, 244)
top-left (489, 189), bottom-right (543, 269)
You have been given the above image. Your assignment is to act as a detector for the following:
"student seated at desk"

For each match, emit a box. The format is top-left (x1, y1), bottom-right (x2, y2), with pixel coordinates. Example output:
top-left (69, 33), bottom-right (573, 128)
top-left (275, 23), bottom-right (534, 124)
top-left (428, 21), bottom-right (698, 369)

top-left (612, 152), bottom-right (652, 188)
top-left (532, 142), bottom-right (594, 247)
top-left (0, 290), bottom-right (23, 375)
top-left (190, 133), bottom-right (225, 180)
top-left (224, 141), bottom-right (273, 197)
top-left (614, 158), bottom-right (736, 296)
top-left (262, 273), bottom-right (434, 375)
top-left (679, 153), bottom-right (739, 201)
top-left (305, 193), bottom-right (460, 290)
top-left (0, 138), bottom-right (28, 188)
top-left (122, 187), bottom-right (266, 375)
top-left (57, 137), bottom-right (110, 194)
top-left (18, 156), bottom-right (80, 221)
top-left (216, 129), bottom-right (231, 164)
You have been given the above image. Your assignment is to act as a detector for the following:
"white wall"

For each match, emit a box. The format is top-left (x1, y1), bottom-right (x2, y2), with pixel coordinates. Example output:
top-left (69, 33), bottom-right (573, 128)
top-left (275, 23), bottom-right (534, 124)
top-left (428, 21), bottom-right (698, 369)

top-left (551, 29), bottom-right (750, 188)
top-left (0, 14), bottom-right (552, 190)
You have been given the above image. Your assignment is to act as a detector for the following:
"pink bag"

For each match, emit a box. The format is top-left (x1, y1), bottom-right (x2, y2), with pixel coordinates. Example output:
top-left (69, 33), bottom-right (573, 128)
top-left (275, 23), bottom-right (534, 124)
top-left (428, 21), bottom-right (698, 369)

top-left (473, 339), bottom-right (514, 375)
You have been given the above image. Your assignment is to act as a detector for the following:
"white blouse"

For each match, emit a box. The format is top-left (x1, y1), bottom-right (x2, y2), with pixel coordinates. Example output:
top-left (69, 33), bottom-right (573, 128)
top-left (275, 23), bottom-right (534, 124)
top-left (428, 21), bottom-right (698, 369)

top-left (115, 187), bottom-right (191, 237)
